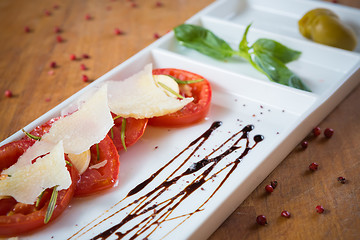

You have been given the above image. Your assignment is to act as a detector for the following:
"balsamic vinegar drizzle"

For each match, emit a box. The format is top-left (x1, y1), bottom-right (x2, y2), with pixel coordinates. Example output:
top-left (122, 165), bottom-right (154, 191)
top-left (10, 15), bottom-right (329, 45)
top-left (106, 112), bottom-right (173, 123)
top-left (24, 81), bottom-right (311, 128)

top-left (69, 121), bottom-right (264, 240)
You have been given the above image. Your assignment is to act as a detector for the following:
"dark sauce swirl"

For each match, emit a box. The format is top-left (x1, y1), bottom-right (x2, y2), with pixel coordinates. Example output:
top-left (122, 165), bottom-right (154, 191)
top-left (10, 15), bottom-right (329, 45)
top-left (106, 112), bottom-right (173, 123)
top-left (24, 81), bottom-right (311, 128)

top-left (69, 121), bottom-right (264, 240)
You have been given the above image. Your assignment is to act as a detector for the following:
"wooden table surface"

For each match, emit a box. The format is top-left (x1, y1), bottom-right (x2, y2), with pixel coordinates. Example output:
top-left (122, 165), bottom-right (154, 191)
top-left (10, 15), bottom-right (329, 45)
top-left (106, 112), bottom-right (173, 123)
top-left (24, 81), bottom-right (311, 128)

top-left (0, 0), bottom-right (359, 239)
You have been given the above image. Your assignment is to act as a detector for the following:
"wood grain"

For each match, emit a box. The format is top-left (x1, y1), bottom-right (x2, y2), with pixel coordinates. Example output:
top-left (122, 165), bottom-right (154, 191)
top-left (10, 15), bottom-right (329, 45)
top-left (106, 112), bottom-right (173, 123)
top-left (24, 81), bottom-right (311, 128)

top-left (0, 0), bottom-right (359, 239)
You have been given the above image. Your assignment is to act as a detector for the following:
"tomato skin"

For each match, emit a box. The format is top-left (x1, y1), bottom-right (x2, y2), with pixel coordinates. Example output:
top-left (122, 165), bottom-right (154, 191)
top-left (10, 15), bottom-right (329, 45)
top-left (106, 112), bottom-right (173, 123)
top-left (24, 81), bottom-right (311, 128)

top-left (74, 135), bottom-right (120, 197)
top-left (149, 68), bottom-right (212, 127)
top-left (108, 113), bottom-right (148, 152)
top-left (0, 155), bottom-right (78, 237)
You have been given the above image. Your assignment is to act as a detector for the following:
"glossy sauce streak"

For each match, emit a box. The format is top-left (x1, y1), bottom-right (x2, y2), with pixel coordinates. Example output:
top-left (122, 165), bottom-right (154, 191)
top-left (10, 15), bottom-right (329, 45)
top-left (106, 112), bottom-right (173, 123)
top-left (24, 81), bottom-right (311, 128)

top-left (69, 121), bottom-right (264, 240)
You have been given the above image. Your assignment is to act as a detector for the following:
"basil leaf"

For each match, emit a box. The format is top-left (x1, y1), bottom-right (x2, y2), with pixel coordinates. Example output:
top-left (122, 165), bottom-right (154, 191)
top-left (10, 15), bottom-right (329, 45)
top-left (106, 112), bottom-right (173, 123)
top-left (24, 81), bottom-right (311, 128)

top-left (253, 39), bottom-right (301, 64)
top-left (174, 24), bottom-right (235, 60)
top-left (252, 52), bottom-right (311, 91)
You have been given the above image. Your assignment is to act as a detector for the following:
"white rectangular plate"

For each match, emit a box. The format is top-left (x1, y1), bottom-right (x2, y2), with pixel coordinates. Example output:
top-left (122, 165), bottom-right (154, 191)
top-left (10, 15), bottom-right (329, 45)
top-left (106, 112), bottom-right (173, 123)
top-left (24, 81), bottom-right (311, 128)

top-left (1, 0), bottom-right (360, 239)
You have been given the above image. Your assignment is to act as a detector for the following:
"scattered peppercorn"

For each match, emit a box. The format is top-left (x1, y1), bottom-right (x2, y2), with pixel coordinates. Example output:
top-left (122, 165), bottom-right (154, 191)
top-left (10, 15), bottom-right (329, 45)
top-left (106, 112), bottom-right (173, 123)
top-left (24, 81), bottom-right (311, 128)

top-left (154, 33), bottom-right (160, 39)
top-left (54, 26), bottom-right (61, 33)
top-left (70, 54), bottom-right (76, 61)
top-left (82, 74), bottom-right (89, 82)
top-left (324, 128), bottom-right (334, 138)
top-left (337, 176), bottom-right (346, 184)
top-left (155, 1), bottom-right (163, 7)
top-left (281, 210), bottom-right (291, 218)
top-left (4, 90), bottom-right (12, 98)
top-left (50, 61), bottom-right (57, 68)
top-left (313, 127), bottom-right (321, 137)
top-left (85, 14), bottom-right (92, 20)
top-left (256, 215), bottom-right (267, 226)
top-left (56, 35), bottom-right (63, 43)
top-left (309, 162), bottom-right (319, 171)
top-left (82, 53), bottom-right (90, 59)
top-left (301, 141), bottom-right (308, 149)
top-left (114, 28), bottom-right (124, 35)
top-left (265, 184), bottom-right (274, 193)
top-left (80, 64), bottom-right (87, 70)
top-left (44, 10), bottom-right (51, 16)
top-left (24, 26), bottom-right (30, 33)
top-left (316, 205), bottom-right (324, 214)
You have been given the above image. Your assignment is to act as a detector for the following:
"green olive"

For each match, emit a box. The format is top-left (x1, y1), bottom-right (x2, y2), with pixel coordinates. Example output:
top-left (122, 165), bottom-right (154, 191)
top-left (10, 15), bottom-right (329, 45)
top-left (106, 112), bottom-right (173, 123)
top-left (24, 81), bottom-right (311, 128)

top-left (298, 8), bottom-right (357, 51)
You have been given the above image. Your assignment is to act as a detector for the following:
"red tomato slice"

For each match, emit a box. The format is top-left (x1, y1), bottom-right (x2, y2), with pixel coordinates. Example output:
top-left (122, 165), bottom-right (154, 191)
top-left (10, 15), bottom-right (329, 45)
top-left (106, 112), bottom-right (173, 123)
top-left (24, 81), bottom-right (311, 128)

top-left (0, 138), bottom-right (34, 170)
top-left (108, 113), bottom-right (148, 152)
top-left (74, 135), bottom-right (120, 197)
top-left (0, 143), bottom-right (78, 237)
top-left (149, 68), bottom-right (212, 127)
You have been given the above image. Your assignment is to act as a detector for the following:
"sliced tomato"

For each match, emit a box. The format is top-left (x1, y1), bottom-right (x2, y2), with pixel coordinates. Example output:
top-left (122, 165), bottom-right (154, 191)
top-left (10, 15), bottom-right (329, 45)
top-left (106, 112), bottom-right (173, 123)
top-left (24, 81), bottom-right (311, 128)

top-left (108, 113), bottom-right (148, 152)
top-left (0, 147), bottom-right (78, 237)
top-left (74, 135), bottom-right (120, 197)
top-left (149, 68), bottom-right (212, 127)
top-left (0, 138), bottom-right (35, 170)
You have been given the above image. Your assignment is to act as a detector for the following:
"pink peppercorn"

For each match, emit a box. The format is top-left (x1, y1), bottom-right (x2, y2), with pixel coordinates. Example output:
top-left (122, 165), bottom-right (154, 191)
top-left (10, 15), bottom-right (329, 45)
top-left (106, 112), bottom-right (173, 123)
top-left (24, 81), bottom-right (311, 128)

top-left (155, 1), bottom-right (163, 7)
top-left (50, 61), bottom-right (57, 68)
top-left (316, 205), bottom-right (324, 214)
top-left (313, 127), bottom-right (321, 137)
top-left (281, 210), bottom-right (291, 218)
top-left (4, 90), bottom-right (12, 98)
top-left (80, 64), bottom-right (87, 70)
top-left (154, 33), bottom-right (160, 39)
top-left (324, 128), bottom-right (334, 138)
top-left (54, 26), bottom-right (61, 33)
top-left (85, 14), bottom-right (92, 20)
top-left (24, 26), bottom-right (30, 33)
top-left (114, 28), bottom-right (124, 35)
top-left (70, 54), bottom-right (76, 61)
top-left (44, 10), bottom-right (51, 16)
top-left (309, 162), bottom-right (319, 171)
top-left (82, 53), bottom-right (90, 59)
top-left (56, 35), bottom-right (63, 43)
top-left (82, 74), bottom-right (89, 82)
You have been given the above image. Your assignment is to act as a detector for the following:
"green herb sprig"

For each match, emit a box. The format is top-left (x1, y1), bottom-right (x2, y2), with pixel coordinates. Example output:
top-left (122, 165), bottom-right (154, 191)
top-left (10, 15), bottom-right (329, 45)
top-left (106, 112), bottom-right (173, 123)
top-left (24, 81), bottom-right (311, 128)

top-left (44, 186), bottom-right (58, 224)
top-left (174, 23), bottom-right (311, 91)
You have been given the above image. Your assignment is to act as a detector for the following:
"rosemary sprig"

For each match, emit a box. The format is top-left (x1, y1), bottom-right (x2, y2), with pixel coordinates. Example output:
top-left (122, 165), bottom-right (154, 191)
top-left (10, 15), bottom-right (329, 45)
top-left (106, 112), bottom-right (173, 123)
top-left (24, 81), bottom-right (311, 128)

top-left (22, 129), bottom-right (41, 141)
top-left (44, 186), bottom-right (58, 224)
top-left (167, 75), bottom-right (204, 84)
top-left (157, 82), bottom-right (184, 99)
top-left (121, 118), bottom-right (127, 151)
top-left (96, 144), bottom-right (100, 161)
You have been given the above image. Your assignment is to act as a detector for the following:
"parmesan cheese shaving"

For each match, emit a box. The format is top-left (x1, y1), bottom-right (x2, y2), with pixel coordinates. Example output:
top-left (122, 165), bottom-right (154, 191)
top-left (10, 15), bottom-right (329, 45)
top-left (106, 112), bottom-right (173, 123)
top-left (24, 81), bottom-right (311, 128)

top-left (0, 141), bottom-right (71, 204)
top-left (42, 85), bottom-right (114, 154)
top-left (89, 160), bottom-right (108, 170)
top-left (107, 64), bottom-right (193, 119)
